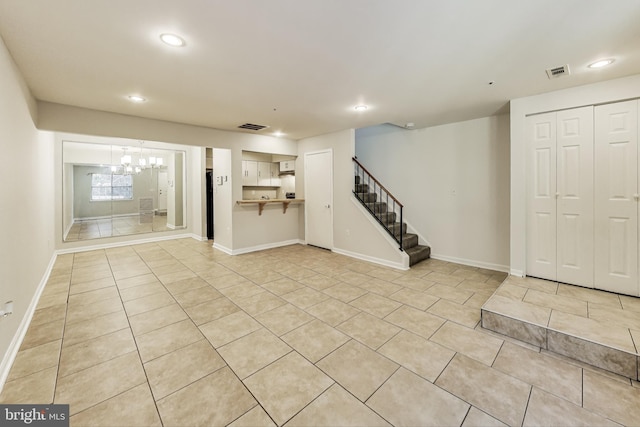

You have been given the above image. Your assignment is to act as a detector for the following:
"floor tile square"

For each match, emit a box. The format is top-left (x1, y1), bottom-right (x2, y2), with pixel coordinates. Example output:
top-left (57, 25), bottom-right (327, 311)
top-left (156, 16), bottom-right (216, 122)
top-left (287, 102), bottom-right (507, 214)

top-left (70, 384), bottom-right (162, 427)
top-left (349, 293), bottom-right (402, 318)
top-left (378, 330), bottom-right (454, 381)
top-left (184, 296), bottom-right (240, 325)
top-left (157, 367), bottom-right (256, 427)
top-left (59, 328), bottom-right (137, 377)
top-left (282, 287), bottom-right (329, 309)
top-left (135, 319), bottom-right (204, 362)
top-left (55, 351), bottom-right (147, 415)
top-left (244, 352), bottom-right (334, 426)
top-left (389, 288), bottom-right (439, 310)
top-left (322, 283), bottom-right (368, 302)
top-left (368, 368), bottom-right (469, 427)
top-left (0, 366), bottom-right (57, 404)
top-left (199, 310), bottom-right (262, 348)
top-left (218, 328), bottom-right (291, 379)
top-left (427, 298), bottom-right (481, 328)
top-left (337, 312), bottom-right (400, 349)
top-left (430, 321), bottom-right (503, 366)
top-left (7, 340), bottom-right (61, 381)
top-left (144, 339), bottom-right (226, 399)
top-left (122, 290), bottom-right (175, 316)
top-left (524, 387), bottom-right (619, 427)
top-left (435, 354), bottom-right (531, 426)
top-left (306, 298), bottom-right (361, 326)
top-left (287, 384), bottom-right (390, 427)
top-left (316, 339), bottom-right (398, 401)
top-left (233, 291), bottom-right (286, 316)
top-left (384, 305), bottom-right (444, 340)
top-left (255, 303), bottom-right (314, 336)
top-left (227, 405), bottom-right (275, 427)
top-left (282, 319), bottom-right (349, 362)
top-left (129, 303), bottom-right (188, 336)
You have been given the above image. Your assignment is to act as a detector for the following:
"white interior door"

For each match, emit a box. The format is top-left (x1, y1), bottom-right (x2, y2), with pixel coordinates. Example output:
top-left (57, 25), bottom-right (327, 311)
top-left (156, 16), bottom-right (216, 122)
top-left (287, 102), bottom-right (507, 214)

top-left (158, 171), bottom-right (168, 211)
top-left (595, 100), bottom-right (639, 295)
top-left (305, 150), bottom-right (333, 250)
top-left (527, 112), bottom-right (557, 280)
top-left (556, 106), bottom-right (594, 287)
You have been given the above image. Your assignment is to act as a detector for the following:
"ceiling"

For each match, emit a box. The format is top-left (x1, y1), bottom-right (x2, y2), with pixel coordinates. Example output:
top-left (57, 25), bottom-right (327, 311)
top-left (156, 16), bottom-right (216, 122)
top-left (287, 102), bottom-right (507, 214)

top-left (1, 0), bottom-right (640, 140)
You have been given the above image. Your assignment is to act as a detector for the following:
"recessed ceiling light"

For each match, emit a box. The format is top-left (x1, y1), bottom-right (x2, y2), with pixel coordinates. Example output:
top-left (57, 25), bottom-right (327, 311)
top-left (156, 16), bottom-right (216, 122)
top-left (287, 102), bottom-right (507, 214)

top-left (354, 105), bottom-right (368, 111)
top-left (160, 33), bottom-right (186, 47)
top-left (273, 131), bottom-right (285, 137)
top-left (588, 58), bottom-right (614, 68)
top-left (127, 95), bottom-right (146, 103)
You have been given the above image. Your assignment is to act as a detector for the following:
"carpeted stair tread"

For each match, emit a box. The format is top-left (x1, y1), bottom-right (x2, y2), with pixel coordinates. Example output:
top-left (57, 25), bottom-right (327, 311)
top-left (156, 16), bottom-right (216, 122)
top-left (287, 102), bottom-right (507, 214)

top-left (405, 245), bottom-right (431, 266)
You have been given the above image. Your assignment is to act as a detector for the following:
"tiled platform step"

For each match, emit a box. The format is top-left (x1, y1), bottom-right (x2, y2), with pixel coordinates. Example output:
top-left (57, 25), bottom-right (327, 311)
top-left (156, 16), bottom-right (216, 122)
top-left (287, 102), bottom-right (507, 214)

top-left (481, 276), bottom-right (640, 380)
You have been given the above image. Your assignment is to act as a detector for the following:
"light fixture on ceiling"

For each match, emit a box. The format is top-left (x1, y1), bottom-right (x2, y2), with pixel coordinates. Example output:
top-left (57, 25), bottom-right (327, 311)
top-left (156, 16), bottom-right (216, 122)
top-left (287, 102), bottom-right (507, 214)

top-left (588, 58), bottom-right (614, 69)
top-left (273, 131), bottom-right (285, 137)
top-left (127, 95), bottom-right (146, 103)
top-left (354, 105), bottom-right (368, 111)
top-left (160, 33), bottom-right (186, 47)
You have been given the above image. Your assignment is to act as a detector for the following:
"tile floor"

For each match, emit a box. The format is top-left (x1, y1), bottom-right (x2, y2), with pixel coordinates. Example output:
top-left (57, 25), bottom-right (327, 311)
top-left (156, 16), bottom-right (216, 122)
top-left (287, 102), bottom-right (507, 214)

top-left (483, 276), bottom-right (640, 380)
top-left (1, 239), bottom-right (639, 426)
top-left (65, 215), bottom-right (169, 241)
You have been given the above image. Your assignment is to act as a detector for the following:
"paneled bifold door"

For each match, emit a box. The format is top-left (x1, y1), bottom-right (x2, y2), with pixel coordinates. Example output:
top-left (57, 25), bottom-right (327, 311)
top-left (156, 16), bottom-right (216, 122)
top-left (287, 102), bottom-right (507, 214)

top-left (526, 106), bottom-right (594, 288)
top-left (595, 100), bottom-right (639, 296)
top-left (527, 100), bottom-right (640, 296)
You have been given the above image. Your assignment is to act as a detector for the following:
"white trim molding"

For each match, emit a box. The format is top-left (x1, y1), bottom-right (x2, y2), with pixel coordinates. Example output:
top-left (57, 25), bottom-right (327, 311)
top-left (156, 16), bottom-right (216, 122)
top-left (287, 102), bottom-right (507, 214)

top-left (220, 239), bottom-right (305, 256)
top-left (430, 252), bottom-right (510, 273)
top-left (332, 247), bottom-right (409, 271)
top-left (0, 253), bottom-right (57, 393)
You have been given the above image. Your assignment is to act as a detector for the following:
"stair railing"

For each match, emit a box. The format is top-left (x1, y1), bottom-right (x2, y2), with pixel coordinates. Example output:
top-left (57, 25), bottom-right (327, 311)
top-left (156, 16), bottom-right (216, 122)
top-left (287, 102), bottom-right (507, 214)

top-left (352, 157), bottom-right (404, 251)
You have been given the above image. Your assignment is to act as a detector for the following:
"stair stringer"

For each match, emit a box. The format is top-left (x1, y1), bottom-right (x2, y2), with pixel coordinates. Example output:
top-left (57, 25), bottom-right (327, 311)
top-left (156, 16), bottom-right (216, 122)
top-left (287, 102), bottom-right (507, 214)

top-left (339, 195), bottom-right (410, 270)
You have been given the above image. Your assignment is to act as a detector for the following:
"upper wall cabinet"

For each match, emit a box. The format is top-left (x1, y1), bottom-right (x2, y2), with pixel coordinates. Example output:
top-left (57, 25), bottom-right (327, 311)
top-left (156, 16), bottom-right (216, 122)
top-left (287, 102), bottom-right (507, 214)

top-left (242, 160), bottom-right (281, 187)
top-left (280, 160), bottom-right (295, 173)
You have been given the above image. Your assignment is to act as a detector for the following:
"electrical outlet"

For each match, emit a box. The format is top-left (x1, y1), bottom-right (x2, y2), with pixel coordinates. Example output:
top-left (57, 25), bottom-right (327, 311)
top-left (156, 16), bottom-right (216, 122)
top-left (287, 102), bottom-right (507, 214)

top-left (0, 300), bottom-right (13, 318)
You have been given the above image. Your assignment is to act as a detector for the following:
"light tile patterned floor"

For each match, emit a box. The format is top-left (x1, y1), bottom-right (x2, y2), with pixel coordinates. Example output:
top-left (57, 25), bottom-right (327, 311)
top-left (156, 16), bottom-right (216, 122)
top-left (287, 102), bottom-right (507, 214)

top-left (1, 239), bottom-right (639, 426)
top-left (483, 276), bottom-right (640, 380)
top-left (65, 215), bottom-right (169, 241)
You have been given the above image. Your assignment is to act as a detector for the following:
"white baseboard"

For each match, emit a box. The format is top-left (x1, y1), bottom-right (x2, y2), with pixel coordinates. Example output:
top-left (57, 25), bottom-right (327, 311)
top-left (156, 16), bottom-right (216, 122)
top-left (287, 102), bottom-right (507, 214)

top-left (0, 252), bottom-right (58, 394)
top-left (223, 239), bottom-right (305, 256)
top-left (56, 233), bottom-right (195, 254)
top-left (430, 252), bottom-right (510, 273)
top-left (212, 242), bottom-right (232, 255)
top-left (509, 269), bottom-right (525, 277)
top-left (332, 247), bottom-right (409, 271)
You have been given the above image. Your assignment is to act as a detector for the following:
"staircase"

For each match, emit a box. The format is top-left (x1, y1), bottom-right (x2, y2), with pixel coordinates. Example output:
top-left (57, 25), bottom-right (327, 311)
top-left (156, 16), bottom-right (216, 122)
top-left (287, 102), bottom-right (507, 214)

top-left (353, 162), bottom-right (431, 267)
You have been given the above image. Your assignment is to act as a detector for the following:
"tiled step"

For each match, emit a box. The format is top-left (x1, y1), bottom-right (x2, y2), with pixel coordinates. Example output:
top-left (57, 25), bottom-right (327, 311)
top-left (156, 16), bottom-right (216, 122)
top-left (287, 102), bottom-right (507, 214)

top-left (481, 278), bottom-right (640, 380)
top-left (406, 244), bottom-right (431, 266)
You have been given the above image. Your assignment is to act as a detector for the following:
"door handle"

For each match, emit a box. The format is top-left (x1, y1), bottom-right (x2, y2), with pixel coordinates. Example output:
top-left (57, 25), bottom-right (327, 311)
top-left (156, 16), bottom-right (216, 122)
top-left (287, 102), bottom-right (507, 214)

top-left (325, 204), bottom-right (331, 208)
top-left (555, 192), bottom-right (560, 199)
top-left (634, 194), bottom-right (639, 201)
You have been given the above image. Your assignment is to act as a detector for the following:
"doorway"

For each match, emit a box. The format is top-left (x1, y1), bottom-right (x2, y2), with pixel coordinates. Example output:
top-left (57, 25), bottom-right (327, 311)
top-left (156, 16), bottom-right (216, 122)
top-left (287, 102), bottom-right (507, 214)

top-left (157, 171), bottom-right (168, 213)
top-left (206, 169), bottom-right (214, 240)
top-left (304, 149), bottom-right (333, 250)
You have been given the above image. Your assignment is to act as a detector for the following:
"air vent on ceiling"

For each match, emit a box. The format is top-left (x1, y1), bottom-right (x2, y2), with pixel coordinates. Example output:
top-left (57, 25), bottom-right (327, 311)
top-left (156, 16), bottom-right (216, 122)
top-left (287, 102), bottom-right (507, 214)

top-left (546, 64), bottom-right (570, 79)
top-left (238, 123), bottom-right (268, 131)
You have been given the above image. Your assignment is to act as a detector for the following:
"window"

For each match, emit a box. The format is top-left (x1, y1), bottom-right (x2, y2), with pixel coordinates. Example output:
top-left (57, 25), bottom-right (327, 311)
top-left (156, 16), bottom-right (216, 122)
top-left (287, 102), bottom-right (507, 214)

top-left (91, 173), bottom-right (133, 201)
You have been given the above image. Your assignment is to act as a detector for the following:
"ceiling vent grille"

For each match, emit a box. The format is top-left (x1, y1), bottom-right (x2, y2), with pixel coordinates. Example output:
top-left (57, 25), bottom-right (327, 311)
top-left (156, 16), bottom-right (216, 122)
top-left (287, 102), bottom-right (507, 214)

top-left (238, 123), bottom-right (268, 131)
top-left (546, 64), bottom-right (570, 79)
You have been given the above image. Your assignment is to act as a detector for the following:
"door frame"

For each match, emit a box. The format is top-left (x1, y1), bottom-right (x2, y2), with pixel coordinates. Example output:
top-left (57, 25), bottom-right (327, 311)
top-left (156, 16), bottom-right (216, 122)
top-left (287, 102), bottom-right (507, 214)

top-left (304, 149), bottom-right (334, 250)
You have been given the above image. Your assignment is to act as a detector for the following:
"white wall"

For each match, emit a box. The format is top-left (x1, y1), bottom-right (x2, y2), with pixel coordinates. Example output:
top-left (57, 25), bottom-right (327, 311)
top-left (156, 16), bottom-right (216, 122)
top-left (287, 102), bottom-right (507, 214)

top-left (510, 73), bottom-right (640, 276)
top-left (298, 129), bottom-right (407, 269)
top-left (356, 116), bottom-right (511, 271)
top-left (0, 36), bottom-right (56, 387)
top-left (212, 148), bottom-right (233, 251)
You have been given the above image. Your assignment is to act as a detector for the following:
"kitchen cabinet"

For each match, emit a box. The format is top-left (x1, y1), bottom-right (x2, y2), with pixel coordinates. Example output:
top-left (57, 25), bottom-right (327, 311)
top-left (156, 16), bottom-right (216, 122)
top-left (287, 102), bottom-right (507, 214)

top-left (280, 160), bottom-right (295, 172)
top-left (243, 161), bottom-right (281, 187)
top-left (242, 160), bottom-right (258, 186)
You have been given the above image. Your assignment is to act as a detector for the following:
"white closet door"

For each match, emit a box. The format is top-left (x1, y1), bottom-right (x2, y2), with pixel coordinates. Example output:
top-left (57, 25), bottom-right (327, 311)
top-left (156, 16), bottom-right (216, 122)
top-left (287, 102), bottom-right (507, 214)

top-left (595, 100), bottom-right (639, 296)
top-left (556, 106), bottom-right (594, 287)
top-left (527, 112), bottom-right (557, 280)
